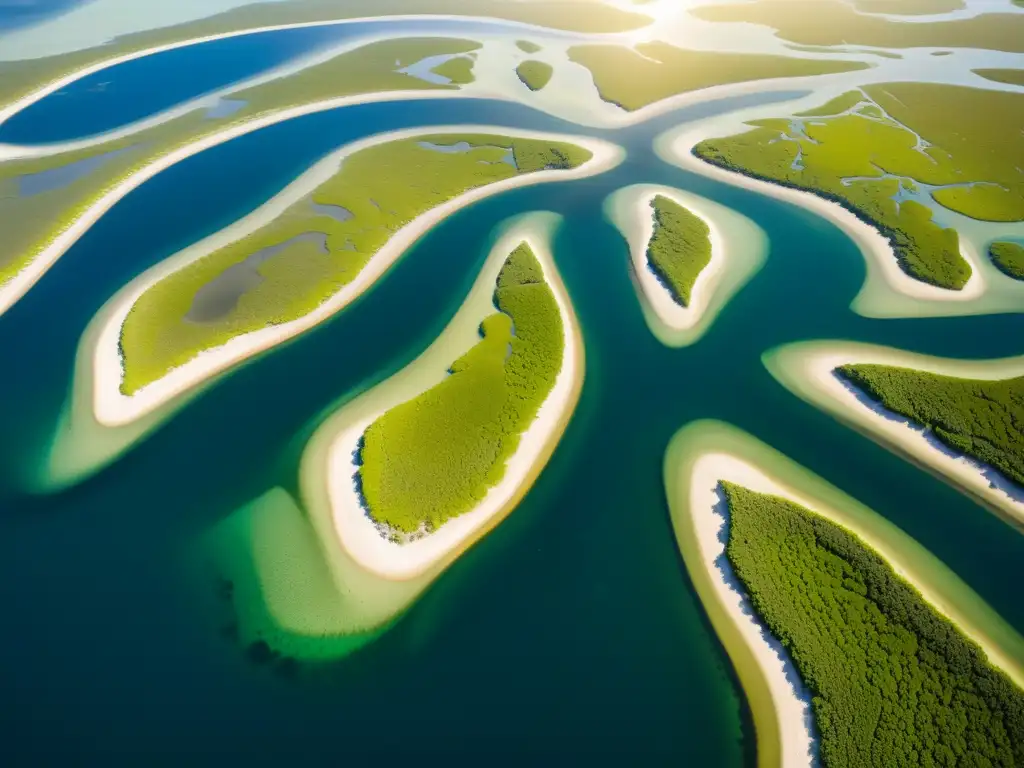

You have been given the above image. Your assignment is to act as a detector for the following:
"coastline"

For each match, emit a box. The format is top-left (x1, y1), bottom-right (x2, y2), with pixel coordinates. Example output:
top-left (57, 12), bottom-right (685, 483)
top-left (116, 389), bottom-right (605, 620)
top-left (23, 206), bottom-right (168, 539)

top-left (278, 212), bottom-right (584, 636)
top-left (326, 220), bottom-right (581, 580)
top-left (659, 122), bottom-right (988, 311)
top-left (603, 183), bottom-right (767, 347)
top-left (88, 127), bottom-right (621, 429)
top-left (665, 421), bottom-right (1024, 766)
top-left (764, 340), bottom-right (1024, 531)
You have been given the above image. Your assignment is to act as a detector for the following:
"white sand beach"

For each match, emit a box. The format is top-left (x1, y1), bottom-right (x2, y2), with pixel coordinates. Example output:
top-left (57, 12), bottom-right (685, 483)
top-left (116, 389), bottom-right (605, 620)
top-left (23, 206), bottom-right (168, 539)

top-left (765, 341), bottom-right (1024, 530)
top-left (604, 182), bottom-right (767, 348)
top-left (688, 452), bottom-right (819, 768)
top-left (88, 128), bottom-right (620, 428)
top-left (325, 222), bottom-right (581, 581)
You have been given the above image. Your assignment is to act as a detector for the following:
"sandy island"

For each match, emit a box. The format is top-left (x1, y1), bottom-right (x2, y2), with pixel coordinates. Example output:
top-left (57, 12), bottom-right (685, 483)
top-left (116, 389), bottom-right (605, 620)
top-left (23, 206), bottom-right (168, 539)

top-left (666, 422), bottom-right (1024, 767)
top-left (765, 340), bottom-right (1024, 531)
top-left (604, 183), bottom-right (767, 348)
top-left (324, 219), bottom-right (580, 580)
top-left (87, 128), bottom-right (619, 429)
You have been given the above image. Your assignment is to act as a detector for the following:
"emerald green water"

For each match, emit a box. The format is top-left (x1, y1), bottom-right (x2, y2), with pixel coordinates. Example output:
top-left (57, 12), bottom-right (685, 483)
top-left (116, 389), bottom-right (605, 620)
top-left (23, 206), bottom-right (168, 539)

top-left (0, 92), bottom-right (1021, 764)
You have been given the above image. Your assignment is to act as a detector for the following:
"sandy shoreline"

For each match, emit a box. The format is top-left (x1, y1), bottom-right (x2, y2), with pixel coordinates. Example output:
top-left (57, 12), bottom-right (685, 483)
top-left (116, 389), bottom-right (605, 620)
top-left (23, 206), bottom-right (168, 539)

top-left (661, 123), bottom-right (987, 309)
top-left (666, 422), bottom-right (1024, 766)
top-left (604, 182), bottom-right (767, 348)
top-left (765, 341), bottom-right (1024, 530)
top-left (618, 186), bottom-right (725, 332)
top-left (88, 127), bottom-right (621, 428)
top-left (688, 452), bottom-right (818, 768)
top-left (325, 223), bottom-right (581, 580)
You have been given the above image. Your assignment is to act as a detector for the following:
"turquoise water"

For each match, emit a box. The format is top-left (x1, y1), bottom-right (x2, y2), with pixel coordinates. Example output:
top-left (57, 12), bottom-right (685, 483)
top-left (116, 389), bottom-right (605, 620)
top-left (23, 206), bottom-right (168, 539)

top-left (0, 82), bottom-right (1021, 765)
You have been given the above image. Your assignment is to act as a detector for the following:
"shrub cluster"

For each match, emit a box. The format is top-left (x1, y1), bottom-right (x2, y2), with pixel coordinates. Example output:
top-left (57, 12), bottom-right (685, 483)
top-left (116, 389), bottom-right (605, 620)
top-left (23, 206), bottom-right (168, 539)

top-left (645, 194), bottom-right (712, 307)
top-left (723, 481), bottom-right (1024, 767)
top-left (358, 243), bottom-right (564, 534)
top-left (838, 363), bottom-right (1024, 487)
top-left (989, 241), bottom-right (1024, 281)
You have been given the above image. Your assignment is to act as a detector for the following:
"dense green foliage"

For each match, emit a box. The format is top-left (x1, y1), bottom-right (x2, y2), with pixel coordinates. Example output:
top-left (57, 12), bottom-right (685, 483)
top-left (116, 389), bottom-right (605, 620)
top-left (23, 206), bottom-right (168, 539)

top-left (723, 482), bottom-right (1024, 767)
top-left (515, 60), bottom-right (553, 91)
top-left (839, 363), bottom-right (1024, 486)
top-left (566, 41), bottom-right (866, 111)
top-left (429, 55), bottom-right (476, 85)
top-left (645, 195), bottom-right (712, 307)
top-left (119, 134), bottom-right (590, 394)
top-left (695, 83), bottom-right (1024, 289)
top-left (989, 241), bottom-right (1024, 280)
top-left (0, 38), bottom-right (479, 288)
top-left (359, 244), bottom-right (565, 534)
top-left (515, 40), bottom-right (542, 54)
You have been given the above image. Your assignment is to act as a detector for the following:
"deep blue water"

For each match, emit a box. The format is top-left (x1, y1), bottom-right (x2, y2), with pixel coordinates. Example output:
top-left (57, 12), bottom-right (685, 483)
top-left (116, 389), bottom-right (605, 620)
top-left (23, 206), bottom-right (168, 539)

top-left (0, 79), bottom-right (1021, 767)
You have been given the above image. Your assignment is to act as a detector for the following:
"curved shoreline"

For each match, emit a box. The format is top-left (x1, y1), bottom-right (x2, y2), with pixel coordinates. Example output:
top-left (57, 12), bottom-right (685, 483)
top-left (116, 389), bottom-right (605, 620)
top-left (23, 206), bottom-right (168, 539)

top-left (665, 421), bottom-right (1024, 766)
top-left (764, 340), bottom-right (1024, 531)
top-left (603, 183), bottom-right (767, 347)
top-left (326, 221), bottom-right (581, 580)
top-left (0, 12), bottom-right (613, 130)
top-left (658, 121), bottom-right (989, 314)
top-left (273, 212), bottom-right (584, 637)
top-left (89, 127), bottom-right (619, 429)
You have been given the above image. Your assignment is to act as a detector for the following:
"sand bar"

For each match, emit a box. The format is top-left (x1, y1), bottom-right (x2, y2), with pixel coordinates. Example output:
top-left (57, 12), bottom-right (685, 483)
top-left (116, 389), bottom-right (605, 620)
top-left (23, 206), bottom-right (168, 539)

top-left (765, 340), bottom-right (1024, 530)
top-left (604, 183), bottom-right (767, 347)
top-left (89, 127), bottom-right (620, 428)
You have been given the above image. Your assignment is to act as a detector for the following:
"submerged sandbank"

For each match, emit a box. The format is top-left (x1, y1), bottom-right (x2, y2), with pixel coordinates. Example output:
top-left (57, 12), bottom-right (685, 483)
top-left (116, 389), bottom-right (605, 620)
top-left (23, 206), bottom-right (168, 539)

top-left (764, 340), bottom-right (1024, 530)
top-left (603, 183), bottom-right (766, 347)
top-left (664, 421), bottom-right (1024, 765)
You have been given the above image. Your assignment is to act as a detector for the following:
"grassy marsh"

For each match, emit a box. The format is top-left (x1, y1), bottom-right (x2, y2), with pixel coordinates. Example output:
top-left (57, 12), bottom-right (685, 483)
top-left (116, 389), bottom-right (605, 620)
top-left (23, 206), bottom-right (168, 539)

top-left (515, 60), bottom-right (553, 92)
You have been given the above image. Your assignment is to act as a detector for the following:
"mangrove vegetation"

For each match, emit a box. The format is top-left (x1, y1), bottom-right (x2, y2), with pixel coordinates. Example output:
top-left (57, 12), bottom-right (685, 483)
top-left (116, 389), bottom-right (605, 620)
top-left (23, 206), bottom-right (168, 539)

top-left (645, 195), bottom-right (712, 307)
top-left (723, 481), bottom-right (1024, 767)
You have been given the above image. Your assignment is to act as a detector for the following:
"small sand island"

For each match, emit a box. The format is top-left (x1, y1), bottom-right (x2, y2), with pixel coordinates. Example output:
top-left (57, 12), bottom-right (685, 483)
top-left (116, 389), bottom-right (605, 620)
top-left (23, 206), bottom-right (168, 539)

top-left (765, 341), bottom-right (1024, 529)
top-left (604, 184), bottom-right (766, 347)
top-left (205, 213), bottom-right (582, 655)
top-left (665, 421), bottom-right (1024, 768)
top-left (84, 128), bottom-right (617, 430)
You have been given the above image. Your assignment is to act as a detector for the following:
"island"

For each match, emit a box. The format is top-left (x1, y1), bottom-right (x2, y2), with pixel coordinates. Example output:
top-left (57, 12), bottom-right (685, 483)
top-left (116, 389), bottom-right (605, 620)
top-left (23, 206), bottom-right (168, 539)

top-left (692, 83), bottom-right (1024, 291)
top-left (765, 341), bottom-right (1024, 529)
top-left (41, 132), bottom-right (619, 492)
top-left (665, 421), bottom-right (1024, 768)
top-left (516, 60), bottom-right (553, 92)
top-left (603, 184), bottom-right (767, 348)
top-left (205, 213), bottom-right (583, 657)
top-left (990, 241), bottom-right (1024, 280)
top-left (566, 42), bottom-right (868, 112)
top-left (0, 36), bottom-right (491, 317)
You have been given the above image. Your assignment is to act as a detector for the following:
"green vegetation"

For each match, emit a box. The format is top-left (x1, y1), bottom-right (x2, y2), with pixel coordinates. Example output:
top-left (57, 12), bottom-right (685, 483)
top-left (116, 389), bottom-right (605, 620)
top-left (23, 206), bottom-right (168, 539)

top-left (429, 55), bottom-right (475, 85)
top-left (566, 42), bottom-right (867, 111)
top-left (515, 40), bottom-right (542, 54)
top-left (695, 84), bottom-right (1024, 289)
top-left (723, 481), bottom-right (1024, 767)
top-left (645, 195), bottom-right (712, 307)
top-left (515, 60), bottom-right (553, 91)
top-left (0, 37), bottom-right (481, 289)
top-left (990, 241), bottom-right (1024, 280)
top-left (0, 0), bottom-right (650, 114)
top-left (693, 0), bottom-right (1024, 53)
top-left (838, 363), bottom-right (1024, 486)
top-left (974, 69), bottom-right (1024, 87)
top-left (359, 244), bottom-right (564, 535)
top-left (119, 135), bottom-right (590, 394)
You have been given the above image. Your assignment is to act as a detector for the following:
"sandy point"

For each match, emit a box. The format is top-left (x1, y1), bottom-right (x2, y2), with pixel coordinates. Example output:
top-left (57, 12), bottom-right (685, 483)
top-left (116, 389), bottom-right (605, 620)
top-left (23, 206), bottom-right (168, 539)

top-left (323, 214), bottom-right (583, 581)
top-left (764, 340), bottom-right (1024, 531)
top-left (87, 128), bottom-right (620, 429)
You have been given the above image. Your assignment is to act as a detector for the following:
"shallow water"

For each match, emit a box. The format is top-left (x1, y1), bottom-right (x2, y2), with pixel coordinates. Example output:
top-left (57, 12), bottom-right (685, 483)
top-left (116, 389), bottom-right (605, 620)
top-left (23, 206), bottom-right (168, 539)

top-left (0, 55), bottom-right (1022, 768)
